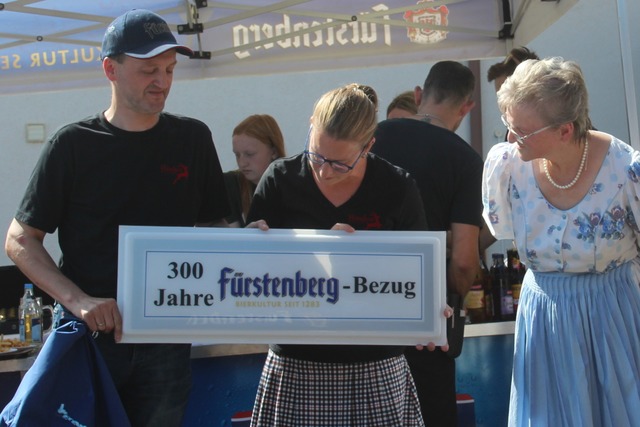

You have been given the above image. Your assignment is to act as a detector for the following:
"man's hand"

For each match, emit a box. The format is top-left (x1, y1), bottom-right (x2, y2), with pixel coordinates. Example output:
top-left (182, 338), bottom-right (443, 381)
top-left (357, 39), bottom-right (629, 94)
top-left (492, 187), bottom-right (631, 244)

top-left (74, 297), bottom-right (123, 342)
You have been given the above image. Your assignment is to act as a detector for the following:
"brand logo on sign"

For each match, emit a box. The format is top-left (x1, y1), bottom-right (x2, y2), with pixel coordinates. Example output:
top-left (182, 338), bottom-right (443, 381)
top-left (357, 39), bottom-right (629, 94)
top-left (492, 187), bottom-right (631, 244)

top-left (151, 266), bottom-right (418, 307)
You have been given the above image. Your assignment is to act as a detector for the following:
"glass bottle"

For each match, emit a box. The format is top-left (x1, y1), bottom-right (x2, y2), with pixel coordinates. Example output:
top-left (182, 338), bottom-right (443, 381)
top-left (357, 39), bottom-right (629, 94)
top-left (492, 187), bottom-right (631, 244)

top-left (18, 283), bottom-right (42, 343)
top-left (502, 290), bottom-right (515, 320)
top-left (490, 253), bottom-right (510, 321)
top-left (464, 260), bottom-right (487, 323)
top-left (482, 258), bottom-right (494, 321)
top-left (510, 254), bottom-right (526, 315)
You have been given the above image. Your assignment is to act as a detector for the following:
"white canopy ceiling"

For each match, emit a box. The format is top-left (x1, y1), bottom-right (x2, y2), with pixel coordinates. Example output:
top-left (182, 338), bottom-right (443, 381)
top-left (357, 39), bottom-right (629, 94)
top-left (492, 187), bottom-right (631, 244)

top-left (0, 0), bottom-right (578, 94)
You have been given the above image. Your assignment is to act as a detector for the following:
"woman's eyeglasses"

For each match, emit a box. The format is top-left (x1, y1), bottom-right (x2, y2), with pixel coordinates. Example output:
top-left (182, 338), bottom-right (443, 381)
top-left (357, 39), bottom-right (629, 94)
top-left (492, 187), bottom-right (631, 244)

top-left (303, 127), bottom-right (368, 173)
top-left (501, 115), bottom-right (555, 145)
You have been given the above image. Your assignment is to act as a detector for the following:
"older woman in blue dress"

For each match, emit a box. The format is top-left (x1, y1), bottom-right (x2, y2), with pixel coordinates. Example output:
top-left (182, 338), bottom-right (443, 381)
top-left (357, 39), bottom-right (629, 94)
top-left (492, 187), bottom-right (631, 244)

top-left (483, 57), bottom-right (640, 426)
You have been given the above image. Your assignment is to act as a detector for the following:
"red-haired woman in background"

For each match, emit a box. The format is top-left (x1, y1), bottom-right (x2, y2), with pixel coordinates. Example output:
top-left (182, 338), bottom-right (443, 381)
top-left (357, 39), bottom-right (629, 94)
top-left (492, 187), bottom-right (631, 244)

top-left (224, 114), bottom-right (286, 227)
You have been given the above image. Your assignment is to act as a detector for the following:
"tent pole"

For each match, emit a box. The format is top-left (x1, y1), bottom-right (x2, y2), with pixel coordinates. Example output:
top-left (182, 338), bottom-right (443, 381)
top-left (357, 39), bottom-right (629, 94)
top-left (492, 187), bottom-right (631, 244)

top-left (498, 0), bottom-right (513, 39)
top-left (616, 0), bottom-right (639, 149)
top-left (469, 60), bottom-right (484, 157)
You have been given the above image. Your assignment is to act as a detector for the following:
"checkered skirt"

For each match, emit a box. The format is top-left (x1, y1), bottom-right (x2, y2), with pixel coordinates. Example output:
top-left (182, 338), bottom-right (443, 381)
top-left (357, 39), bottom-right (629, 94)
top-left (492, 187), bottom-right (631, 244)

top-left (250, 349), bottom-right (425, 427)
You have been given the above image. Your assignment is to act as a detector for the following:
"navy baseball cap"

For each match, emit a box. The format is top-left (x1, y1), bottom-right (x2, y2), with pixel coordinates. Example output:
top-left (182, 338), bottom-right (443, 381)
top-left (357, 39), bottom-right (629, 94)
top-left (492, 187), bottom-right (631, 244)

top-left (101, 9), bottom-right (192, 60)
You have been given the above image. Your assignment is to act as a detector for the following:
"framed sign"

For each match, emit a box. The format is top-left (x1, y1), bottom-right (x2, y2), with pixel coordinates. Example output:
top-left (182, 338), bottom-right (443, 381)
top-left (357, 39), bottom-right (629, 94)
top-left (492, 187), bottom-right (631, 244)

top-left (117, 226), bottom-right (446, 346)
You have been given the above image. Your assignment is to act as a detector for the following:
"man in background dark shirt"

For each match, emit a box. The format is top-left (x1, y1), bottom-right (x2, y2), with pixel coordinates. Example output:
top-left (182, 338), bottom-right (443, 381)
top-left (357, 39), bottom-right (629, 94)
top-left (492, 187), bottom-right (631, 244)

top-left (372, 61), bottom-right (483, 426)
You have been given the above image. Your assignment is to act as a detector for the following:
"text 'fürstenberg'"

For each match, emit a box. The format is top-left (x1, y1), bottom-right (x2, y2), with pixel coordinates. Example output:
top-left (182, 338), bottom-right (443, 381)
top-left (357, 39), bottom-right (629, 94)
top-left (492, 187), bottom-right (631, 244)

top-left (232, 4), bottom-right (392, 59)
top-left (152, 266), bottom-right (417, 307)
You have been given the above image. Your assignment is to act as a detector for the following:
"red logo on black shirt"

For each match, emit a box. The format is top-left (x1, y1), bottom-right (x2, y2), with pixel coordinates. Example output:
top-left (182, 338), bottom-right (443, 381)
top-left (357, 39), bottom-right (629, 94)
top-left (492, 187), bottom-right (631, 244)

top-left (347, 213), bottom-right (382, 230)
top-left (161, 164), bottom-right (189, 184)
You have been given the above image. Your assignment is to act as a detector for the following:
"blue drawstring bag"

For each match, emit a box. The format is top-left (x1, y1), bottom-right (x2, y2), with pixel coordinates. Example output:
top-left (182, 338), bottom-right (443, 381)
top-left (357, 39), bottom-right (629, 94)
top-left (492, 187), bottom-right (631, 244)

top-left (0, 319), bottom-right (130, 427)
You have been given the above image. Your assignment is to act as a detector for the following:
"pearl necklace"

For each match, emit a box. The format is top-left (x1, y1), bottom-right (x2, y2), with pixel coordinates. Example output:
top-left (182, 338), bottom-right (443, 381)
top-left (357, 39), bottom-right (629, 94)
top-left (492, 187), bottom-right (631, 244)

top-left (542, 139), bottom-right (589, 190)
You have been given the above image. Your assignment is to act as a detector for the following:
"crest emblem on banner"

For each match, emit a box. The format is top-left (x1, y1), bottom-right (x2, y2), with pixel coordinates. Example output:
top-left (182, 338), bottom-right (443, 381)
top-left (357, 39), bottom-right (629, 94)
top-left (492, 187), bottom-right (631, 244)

top-left (404, 0), bottom-right (450, 44)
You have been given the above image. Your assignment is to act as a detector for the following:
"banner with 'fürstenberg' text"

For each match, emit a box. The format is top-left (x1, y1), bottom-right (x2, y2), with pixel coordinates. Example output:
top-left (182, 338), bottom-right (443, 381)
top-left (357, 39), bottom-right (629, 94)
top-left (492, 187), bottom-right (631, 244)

top-left (117, 226), bottom-right (446, 346)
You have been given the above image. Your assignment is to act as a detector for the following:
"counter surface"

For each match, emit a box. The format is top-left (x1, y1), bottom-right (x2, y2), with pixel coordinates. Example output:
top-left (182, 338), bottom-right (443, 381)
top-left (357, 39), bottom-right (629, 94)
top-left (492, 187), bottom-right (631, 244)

top-left (0, 321), bottom-right (517, 366)
top-left (465, 321), bottom-right (515, 337)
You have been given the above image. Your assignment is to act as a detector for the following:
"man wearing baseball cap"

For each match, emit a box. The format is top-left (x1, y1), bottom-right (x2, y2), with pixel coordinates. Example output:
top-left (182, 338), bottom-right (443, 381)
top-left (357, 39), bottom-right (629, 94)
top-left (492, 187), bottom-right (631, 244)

top-left (6, 9), bottom-right (230, 426)
top-left (101, 9), bottom-right (193, 59)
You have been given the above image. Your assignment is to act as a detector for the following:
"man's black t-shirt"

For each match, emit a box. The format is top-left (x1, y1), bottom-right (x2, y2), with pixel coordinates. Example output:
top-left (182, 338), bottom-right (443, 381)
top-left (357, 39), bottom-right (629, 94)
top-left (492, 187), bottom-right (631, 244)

top-left (16, 112), bottom-right (229, 299)
top-left (373, 118), bottom-right (483, 231)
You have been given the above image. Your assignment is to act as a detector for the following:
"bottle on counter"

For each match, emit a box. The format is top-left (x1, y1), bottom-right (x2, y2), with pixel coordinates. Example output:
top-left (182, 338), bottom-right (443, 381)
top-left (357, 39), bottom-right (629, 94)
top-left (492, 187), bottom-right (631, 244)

top-left (507, 249), bottom-right (522, 286)
top-left (490, 253), bottom-right (514, 321)
top-left (482, 258), bottom-right (495, 321)
top-left (18, 283), bottom-right (42, 344)
top-left (502, 290), bottom-right (515, 320)
top-left (464, 261), bottom-right (487, 323)
top-left (507, 249), bottom-right (526, 315)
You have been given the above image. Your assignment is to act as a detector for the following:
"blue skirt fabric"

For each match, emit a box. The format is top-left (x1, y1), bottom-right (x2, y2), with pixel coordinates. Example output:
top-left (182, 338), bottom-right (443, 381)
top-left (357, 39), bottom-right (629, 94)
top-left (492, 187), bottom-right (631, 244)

top-left (510, 260), bottom-right (640, 427)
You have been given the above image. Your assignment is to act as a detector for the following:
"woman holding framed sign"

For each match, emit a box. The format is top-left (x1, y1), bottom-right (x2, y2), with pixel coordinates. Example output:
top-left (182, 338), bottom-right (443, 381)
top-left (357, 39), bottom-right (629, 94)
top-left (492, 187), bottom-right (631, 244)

top-left (247, 84), bottom-right (447, 426)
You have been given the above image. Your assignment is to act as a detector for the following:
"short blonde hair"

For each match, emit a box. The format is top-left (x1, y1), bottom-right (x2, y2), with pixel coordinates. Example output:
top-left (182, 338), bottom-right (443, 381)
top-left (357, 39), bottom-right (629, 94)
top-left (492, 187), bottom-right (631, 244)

top-left (311, 83), bottom-right (377, 144)
top-left (497, 57), bottom-right (591, 142)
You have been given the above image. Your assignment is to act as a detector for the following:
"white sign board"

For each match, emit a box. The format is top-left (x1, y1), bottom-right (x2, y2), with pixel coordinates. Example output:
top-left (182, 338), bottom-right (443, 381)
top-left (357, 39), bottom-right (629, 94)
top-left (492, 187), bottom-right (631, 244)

top-left (117, 226), bottom-right (446, 346)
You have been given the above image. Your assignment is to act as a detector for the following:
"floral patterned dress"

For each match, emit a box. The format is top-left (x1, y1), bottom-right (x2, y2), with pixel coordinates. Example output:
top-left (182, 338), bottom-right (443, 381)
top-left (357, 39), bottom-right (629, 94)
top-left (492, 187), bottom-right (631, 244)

top-left (483, 137), bottom-right (640, 427)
